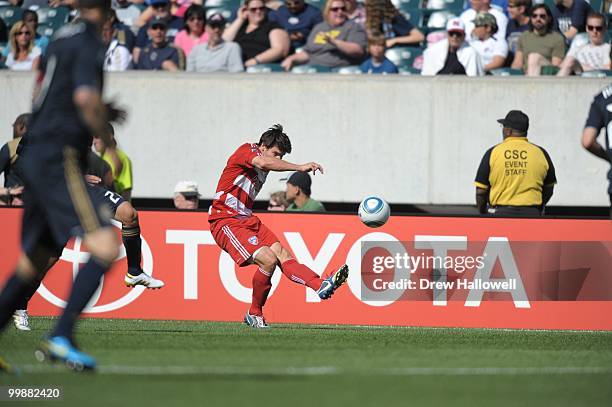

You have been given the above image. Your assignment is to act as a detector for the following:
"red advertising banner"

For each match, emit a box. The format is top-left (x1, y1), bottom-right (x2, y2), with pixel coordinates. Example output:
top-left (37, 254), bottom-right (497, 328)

top-left (0, 209), bottom-right (611, 330)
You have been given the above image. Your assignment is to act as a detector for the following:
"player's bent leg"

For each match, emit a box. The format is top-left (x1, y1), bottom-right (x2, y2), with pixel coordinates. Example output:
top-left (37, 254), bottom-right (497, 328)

top-left (269, 242), bottom-right (349, 300)
top-left (271, 242), bottom-right (324, 290)
top-left (115, 202), bottom-right (164, 289)
top-left (43, 227), bottom-right (118, 371)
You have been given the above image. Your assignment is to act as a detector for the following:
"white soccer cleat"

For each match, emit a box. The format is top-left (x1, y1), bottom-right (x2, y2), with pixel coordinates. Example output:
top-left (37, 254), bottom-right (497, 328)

top-left (244, 312), bottom-right (269, 328)
top-left (13, 309), bottom-right (31, 331)
top-left (124, 272), bottom-right (165, 289)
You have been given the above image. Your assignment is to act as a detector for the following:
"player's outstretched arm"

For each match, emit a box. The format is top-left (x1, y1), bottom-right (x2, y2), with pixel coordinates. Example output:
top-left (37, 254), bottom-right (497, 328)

top-left (252, 156), bottom-right (324, 174)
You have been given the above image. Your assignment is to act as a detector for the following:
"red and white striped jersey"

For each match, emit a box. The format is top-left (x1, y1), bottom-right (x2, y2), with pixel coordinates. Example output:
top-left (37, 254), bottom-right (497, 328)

top-left (208, 143), bottom-right (269, 221)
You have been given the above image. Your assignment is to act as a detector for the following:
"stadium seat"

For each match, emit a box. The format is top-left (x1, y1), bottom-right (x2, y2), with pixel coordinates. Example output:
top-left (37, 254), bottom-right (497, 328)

top-left (393, 0), bottom-right (423, 9)
top-left (0, 6), bottom-right (23, 29)
top-left (489, 68), bottom-right (524, 75)
top-left (206, 7), bottom-right (234, 22)
top-left (427, 10), bottom-right (456, 29)
top-left (205, 0), bottom-right (241, 7)
top-left (305, 0), bottom-right (325, 9)
top-left (332, 65), bottom-right (362, 74)
top-left (246, 63), bottom-right (284, 73)
top-left (587, 0), bottom-right (603, 12)
top-left (37, 23), bottom-right (55, 38)
top-left (385, 46), bottom-right (423, 67)
top-left (291, 64), bottom-right (331, 73)
top-left (398, 66), bottom-right (421, 75)
top-left (397, 7), bottom-right (423, 27)
top-left (36, 7), bottom-right (69, 31)
top-left (581, 70), bottom-right (612, 77)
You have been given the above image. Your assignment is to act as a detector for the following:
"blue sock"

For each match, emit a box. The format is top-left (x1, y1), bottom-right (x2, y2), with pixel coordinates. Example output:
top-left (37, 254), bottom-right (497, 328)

top-left (0, 273), bottom-right (31, 331)
top-left (122, 225), bottom-right (142, 276)
top-left (51, 257), bottom-right (109, 341)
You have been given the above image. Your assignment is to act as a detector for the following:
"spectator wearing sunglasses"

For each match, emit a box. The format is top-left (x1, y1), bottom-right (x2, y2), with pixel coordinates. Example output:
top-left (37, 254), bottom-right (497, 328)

top-left (187, 13), bottom-right (244, 72)
top-left (281, 0), bottom-right (367, 70)
top-left (173, 4), bottom-right (208, 56)
top-left (558, 12), bottom-right (610, 75)
top-left (422, 17), bottom-right (483, 76)
top-left (136, 17), bottom-right (185, 70)
top-left (511, 4), bottom-right (565, 75)
top-left (5, 21), bottom-right (40, 71)
top-left (223, 0), bottom-right (290, 67)
top-left (134, 0), bottom-right (184, 63)
top-left (505, 0), bottom-right (531, 56)
top-left (552, 0), bottom-right (592, 42)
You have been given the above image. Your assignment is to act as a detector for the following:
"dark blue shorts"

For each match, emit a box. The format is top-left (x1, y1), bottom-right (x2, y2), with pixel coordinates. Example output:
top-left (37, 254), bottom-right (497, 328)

top-left (86, 184), bottom-right (125, 215)
top-left (20, 146), bottom-right (114, 257)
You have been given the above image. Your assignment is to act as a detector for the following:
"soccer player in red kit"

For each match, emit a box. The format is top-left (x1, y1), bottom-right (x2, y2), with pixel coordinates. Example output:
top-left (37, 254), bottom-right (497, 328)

top-left (209, 124), bottom-right (349, 328)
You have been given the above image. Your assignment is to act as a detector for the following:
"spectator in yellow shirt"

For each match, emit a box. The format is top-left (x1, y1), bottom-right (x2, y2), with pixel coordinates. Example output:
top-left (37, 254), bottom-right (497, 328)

top-left (93, 123), bottom-right (133, 201)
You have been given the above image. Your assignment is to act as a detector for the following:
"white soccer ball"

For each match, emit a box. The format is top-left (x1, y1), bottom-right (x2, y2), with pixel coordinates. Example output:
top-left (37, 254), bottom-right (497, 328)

top-left (358, 196), bottom-right (391, 228)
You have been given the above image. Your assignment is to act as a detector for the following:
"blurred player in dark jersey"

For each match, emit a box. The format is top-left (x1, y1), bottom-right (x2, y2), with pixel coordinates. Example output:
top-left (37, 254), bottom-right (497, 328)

top-left (0, 0), bottom-right (126, 372)
top-left (3, 119), bottom-right (163, 332)
top-left (582, 84), bottom-right (612, 218)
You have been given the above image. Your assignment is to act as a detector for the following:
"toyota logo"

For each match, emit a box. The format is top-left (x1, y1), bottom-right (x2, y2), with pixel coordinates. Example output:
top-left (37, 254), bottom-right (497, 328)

top-left (37, 220), bottom-right (155, 313)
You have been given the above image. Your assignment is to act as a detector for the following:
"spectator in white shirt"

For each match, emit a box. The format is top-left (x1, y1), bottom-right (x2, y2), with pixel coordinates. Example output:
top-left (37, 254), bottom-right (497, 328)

top-left (461, 0), bottom-right (508, 40)
top-left (469, 12), bottom-right (508, 72)
top-left (558, 12), bottom-right (611, 76)
top-left (102, 16), bottom-right (133, 71)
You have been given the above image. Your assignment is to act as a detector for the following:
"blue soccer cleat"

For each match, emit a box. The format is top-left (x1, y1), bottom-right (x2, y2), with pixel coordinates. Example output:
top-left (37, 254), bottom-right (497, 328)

top-left (244, 312), bottom-right (269, 329)
top-left (317, 264), bottom-right (349, 300)
top-left (35, 336), bottom-right (96, 372)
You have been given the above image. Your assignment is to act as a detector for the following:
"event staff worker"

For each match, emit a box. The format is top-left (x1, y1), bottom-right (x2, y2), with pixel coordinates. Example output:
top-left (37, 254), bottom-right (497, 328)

top-left (474, 110), bottom-right (557, 216)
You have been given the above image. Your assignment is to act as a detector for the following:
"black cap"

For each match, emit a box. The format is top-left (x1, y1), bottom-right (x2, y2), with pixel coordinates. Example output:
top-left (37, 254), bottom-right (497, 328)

top-left (497, 110), bottom-right (529, 133)
top-left (287, 172), bottom-right (311, 196)
top-left (148, 16), bottom-right (168, 29)
top-left (207, 12), bottom-right (226, 27)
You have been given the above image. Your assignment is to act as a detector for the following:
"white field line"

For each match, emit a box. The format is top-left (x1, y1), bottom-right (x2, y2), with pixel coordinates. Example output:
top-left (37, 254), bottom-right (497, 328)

top-left (18, 365), bottom-right (612, 376)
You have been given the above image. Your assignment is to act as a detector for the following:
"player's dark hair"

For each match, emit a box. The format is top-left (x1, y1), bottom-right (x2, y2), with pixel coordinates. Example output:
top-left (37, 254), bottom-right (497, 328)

top-left (79, 0), bottom-right (112, 10)
top-left (528, 4), bottom-right (553, 33)
top-left (259, 124), bottom-right (292, 155)
top-left (106, 122), bottom-right (115, 136)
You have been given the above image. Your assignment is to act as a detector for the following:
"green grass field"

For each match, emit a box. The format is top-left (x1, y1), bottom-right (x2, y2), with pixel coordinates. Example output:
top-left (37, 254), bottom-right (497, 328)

top-left (1, 318), bottom-right (611, 406)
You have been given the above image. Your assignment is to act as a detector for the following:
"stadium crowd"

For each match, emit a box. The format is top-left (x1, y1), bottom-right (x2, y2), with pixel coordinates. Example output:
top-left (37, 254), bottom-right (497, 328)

top-left (1, 0), bottom-right (611, 75)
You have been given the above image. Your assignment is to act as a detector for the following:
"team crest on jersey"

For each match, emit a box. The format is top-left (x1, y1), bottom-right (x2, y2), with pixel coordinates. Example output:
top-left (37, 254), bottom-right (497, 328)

top-left (248, 236), bottom-right (258, 245)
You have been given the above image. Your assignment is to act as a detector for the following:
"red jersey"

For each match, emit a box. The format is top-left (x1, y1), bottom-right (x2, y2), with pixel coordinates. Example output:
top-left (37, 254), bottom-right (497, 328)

top-left (209, 143), bottom-right (269, 221)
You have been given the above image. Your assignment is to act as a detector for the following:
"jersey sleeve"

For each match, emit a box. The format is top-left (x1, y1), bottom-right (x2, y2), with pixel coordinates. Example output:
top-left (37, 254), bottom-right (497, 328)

top-left (474, 147), bottom-right (494, 189)
top-left (232, 144), bottom-right (262, 169)
top-left (584, 97), bottom-right (605, 132)
top-left (539, 147), bottom-right (557, 186)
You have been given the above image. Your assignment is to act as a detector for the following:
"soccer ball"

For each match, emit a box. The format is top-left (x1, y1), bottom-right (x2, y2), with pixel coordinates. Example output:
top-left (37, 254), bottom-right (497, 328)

top-left (358, 196), bottom-right (390, 228)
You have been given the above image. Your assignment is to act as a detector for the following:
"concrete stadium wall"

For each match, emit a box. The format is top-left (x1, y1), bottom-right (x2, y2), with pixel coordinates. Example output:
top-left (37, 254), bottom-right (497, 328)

top-left (1, 72), bottom-right (610, 206)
